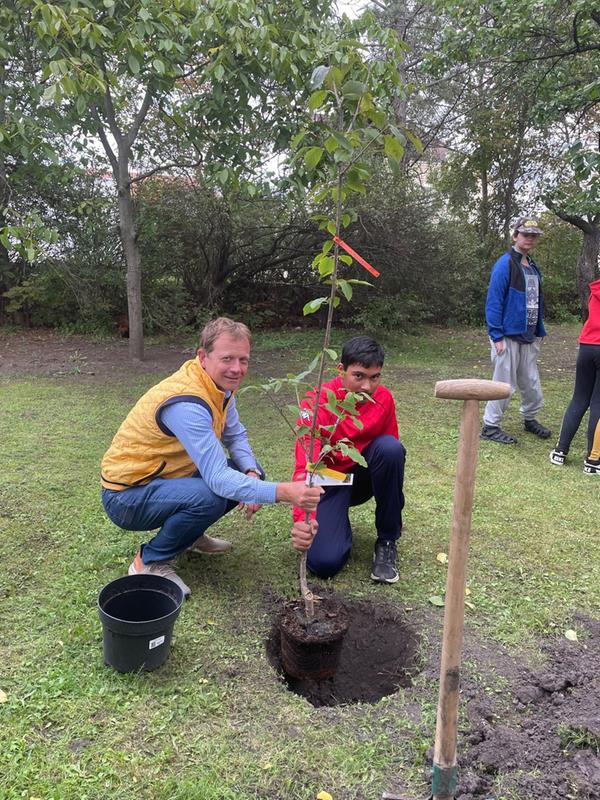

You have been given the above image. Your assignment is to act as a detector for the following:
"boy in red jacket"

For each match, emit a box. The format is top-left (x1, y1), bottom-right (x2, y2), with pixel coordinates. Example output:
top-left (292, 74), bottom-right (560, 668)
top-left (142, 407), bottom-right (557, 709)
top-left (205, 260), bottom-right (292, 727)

top-left (291, 336), bottom-right (406, 583)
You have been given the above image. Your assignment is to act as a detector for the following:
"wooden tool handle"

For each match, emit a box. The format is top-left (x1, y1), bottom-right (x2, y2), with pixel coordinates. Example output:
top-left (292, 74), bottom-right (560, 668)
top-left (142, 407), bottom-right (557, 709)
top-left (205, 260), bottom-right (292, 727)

top-left (434, 378), bottom-right (510, 401)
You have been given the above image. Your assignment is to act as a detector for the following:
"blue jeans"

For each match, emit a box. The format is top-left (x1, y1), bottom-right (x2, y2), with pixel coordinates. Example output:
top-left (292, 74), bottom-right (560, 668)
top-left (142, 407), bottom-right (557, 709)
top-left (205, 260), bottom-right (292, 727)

top-left (102, 473), bottom-right (238, 564)
top-left (307, 435), bottom-right (406, 579)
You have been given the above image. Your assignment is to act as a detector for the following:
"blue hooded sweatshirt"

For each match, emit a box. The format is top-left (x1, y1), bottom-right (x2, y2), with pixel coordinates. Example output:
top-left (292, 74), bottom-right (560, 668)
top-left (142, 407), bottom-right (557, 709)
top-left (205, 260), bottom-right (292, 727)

top-left (485, 247), bottom-right (546, 342)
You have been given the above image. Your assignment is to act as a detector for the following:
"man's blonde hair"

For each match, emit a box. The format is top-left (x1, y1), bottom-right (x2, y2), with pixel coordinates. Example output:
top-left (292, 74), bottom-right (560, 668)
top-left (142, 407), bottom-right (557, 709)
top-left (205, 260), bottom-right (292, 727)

top-left (199, 317), bottom-right (252, 353)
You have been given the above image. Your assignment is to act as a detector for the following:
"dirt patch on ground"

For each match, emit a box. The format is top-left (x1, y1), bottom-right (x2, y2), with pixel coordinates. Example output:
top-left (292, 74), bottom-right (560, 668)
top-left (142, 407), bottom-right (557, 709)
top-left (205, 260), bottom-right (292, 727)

top-left (451, 612), bottom-right (600, 800)
top-left (266, 588), bottom-right (600, 799)
top-left (266, 593), bottom-right (421, 706)
top-left (0, 326), bottom-right (581, 381)
top-left (0, 329), bottom-right (194, 380)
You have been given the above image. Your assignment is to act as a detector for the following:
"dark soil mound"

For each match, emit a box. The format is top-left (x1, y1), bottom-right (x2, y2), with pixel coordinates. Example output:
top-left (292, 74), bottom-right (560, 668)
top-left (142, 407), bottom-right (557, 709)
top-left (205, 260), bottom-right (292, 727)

top-left (454, 614), bottom-right (600, 800)
top-left (267, 593), bottom-right (421, 707)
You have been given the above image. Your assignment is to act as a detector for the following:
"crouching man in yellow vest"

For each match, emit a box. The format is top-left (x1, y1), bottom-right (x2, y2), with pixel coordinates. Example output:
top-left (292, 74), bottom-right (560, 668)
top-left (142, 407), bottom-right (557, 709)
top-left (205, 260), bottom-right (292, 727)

top-left (101, 317), bottom-right (322, 597)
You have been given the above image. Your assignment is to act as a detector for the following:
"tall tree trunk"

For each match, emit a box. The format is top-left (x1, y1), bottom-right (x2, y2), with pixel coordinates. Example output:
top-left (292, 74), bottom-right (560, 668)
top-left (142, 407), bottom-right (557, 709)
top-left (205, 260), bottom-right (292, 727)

top-left (117, 152), bottom-right (144, 361)
top-left (576, 227), bottom-right (600, 317)
top-left (0, 64), bottom-right (11, 323)
top-left (480, 165), bottom-right (489, 242)
top-left (95, 86), bottom-right (153, 360)
top-left (550, 208), bottom-right (600, 317)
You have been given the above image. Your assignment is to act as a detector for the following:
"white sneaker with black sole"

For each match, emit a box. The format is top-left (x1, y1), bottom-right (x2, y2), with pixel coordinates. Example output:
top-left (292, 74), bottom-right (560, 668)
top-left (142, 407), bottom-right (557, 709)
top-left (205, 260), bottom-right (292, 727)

top-left (549, 448), bottom-right (566, 466)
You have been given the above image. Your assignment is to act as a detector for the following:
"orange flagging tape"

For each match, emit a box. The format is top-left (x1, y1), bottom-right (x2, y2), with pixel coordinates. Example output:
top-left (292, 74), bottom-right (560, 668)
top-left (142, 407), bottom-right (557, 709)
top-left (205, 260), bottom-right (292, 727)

top-left (333, 236), bottom-right (380, 278)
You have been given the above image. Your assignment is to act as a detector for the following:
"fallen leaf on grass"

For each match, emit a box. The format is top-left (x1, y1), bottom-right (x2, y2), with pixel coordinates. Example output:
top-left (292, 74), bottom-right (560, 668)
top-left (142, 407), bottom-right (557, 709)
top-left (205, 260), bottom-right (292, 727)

top-left (317, 792), bottom-right (333, 800)
top-left (436, 552), bottom-right (448, 564)
top-left (565, 629), bottom-right (578, 641)
top-left (465, 601), bottom-right (475, 610)
top-left (0, 689), bottom-right (7, 703)
top-left (262, 763), bottom-right (273, 770)
top-left (428, 596), bottom-right (445, 607)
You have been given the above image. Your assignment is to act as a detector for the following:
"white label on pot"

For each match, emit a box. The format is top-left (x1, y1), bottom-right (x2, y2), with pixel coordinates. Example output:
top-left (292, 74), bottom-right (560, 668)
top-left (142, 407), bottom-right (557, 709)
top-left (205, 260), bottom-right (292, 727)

top-left (149, 635), bottom-right (165, 650)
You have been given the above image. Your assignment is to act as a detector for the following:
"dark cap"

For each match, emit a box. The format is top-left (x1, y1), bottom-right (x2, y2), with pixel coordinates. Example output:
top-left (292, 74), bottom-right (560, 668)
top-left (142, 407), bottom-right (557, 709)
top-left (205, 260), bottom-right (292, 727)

top-left (514, 216), bottom-right (543, 235)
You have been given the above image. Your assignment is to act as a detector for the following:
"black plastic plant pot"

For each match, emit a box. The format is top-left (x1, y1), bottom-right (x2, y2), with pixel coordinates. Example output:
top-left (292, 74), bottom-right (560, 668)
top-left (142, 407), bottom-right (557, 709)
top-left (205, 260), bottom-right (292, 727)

top-left (279, 599), bottom-right (349, 681)
top-left (98, 574), bottom-right (184, 673)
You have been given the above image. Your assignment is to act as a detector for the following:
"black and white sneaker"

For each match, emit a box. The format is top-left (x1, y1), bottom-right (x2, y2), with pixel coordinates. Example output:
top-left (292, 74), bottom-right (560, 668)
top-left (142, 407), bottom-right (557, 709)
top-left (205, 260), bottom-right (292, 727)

top-left (583, 458), bottom-right (600, 475)
top-left (371, 540), bottom-right (399, 584)
top-left (549, 448), bottom-right (566, 466)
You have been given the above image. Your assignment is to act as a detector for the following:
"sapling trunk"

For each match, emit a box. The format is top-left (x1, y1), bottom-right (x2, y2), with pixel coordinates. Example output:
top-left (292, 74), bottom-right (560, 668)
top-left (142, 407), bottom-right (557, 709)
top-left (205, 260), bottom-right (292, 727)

top-left (299, 166), bottom-right (344, 620)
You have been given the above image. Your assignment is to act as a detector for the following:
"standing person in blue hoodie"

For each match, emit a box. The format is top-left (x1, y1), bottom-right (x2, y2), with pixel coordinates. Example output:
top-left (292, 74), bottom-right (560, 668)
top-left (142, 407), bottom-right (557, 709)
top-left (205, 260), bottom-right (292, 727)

top-left (480, 216), bottom-right (551, 444)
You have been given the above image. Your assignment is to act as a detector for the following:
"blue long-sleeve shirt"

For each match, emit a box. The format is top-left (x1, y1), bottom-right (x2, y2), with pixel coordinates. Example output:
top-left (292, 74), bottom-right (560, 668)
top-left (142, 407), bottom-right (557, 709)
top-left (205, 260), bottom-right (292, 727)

top-left (160, 397), bottom-right (277, 505)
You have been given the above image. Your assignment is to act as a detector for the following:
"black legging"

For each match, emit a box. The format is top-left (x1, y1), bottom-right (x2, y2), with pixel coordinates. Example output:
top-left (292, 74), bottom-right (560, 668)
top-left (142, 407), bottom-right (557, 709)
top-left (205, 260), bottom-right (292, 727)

top-left (557, 344), bottom-right (600, 460)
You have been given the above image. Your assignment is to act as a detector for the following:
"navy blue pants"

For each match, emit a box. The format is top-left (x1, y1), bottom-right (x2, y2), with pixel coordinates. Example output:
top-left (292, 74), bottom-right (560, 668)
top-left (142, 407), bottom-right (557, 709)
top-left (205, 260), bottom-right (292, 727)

top-left (307, 435), bottom-right (406, 578)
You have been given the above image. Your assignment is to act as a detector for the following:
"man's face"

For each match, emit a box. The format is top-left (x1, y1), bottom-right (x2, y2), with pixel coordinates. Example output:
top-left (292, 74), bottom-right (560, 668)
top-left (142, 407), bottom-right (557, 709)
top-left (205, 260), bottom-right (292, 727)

top-left (198, 333), bottom-right (250, 392)
top-left (514, 231), bottom-right (540, 254)
top-left (339, 362), bottom-right (382, 395)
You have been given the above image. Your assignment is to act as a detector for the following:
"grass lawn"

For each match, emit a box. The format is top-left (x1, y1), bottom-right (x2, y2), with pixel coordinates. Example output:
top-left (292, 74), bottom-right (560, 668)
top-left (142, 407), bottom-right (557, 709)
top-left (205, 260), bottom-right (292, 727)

top-left (1, 324), bottom-right (598, 800)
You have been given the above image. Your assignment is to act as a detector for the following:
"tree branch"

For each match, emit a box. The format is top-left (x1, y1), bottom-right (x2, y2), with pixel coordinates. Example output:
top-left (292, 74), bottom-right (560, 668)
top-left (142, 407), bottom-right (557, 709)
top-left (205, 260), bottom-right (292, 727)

top-left (91, 107), bottom-right (118, 175)
top-left (129, 160), bottom-right (203, 183)
top-left (125, 85), bottom-right (154, 149)
top-left (102, 85), bottom-right (123, 146)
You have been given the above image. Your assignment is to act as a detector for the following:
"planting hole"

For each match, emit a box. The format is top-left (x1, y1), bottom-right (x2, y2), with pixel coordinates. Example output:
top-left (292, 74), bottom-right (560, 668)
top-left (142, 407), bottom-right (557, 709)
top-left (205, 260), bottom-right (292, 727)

top-left (267, 596), bottom-right (421, 707)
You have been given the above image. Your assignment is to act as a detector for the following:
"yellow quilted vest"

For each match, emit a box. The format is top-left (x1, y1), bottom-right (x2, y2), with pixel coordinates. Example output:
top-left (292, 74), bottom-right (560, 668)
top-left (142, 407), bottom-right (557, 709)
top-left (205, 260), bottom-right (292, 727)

top-left (101, 359), bottom-right (231, 490)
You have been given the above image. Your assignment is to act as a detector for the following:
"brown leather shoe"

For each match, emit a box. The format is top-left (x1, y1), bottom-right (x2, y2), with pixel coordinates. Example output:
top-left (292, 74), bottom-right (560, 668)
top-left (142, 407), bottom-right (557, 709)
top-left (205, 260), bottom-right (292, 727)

top-left (188, 535), bottom-right (233, 555)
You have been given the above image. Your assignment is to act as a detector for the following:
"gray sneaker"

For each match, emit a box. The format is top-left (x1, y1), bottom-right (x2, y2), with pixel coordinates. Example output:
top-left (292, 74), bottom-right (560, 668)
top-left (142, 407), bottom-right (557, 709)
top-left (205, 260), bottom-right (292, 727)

top-left (128, 552), bottom-right (191, 598)
top-left (188, 535), bottom-right (232, 555)
top-left (371, 540), bottom-right (399, 584)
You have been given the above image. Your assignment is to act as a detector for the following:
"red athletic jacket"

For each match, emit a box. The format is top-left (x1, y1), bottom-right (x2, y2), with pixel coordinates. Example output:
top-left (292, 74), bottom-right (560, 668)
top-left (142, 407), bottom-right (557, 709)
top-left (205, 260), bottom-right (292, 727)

top-left (580, 279), bottom-right (600, 345)
top-left (292, 375), bottom-right (399, 522)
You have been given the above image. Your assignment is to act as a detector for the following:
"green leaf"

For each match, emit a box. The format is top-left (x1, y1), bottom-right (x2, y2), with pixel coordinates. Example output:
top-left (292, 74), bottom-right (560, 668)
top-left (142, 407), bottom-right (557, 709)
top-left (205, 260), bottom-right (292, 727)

top-left (308, 89), bottom-right (328, 111)
top-left (429, 596), bottom-right (445, 607)
top-left (304, 147), bottom-right (324, 170)
top-left (324, 348), bottom-right (337, 361)
top-left (303, 297), bottom-right (327, 315)
top-left (153, 58), bottom-right (165, 75)
top-left (317, 256), bottom-right (334, 277)
top-left (565, 629), bottom-right (578, 641)
top-left (213, 63), bottom-right (225, 80)
top-left (337, 442), bottom-right (366, 467)
top-left (76, 95), bottom-right (87, 115)
top-left (405, 128), bottom-right (424, 154)
top-left (341, 80), bottom-right (366, 98)
top-left (290, 130), bottom-right (308, 150)
top-left (322, 239), bottom-right (333, 255)
top-left (338, 279), bottom-right (353, 301)
top-left (128, 53), bottom-right (140, 74)
top-left (326, 220), bottom-right (337, 236)
top-left (369, 110), bottom-right (386, 128)
top-left (384, 134), bottom-right (404, 163)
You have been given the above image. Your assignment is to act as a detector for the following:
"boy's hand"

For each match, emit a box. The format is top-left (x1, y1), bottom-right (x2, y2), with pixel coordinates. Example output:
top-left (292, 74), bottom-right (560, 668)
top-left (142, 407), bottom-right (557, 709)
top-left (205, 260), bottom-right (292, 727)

top-left (291, 519), bottom-right (318, 551)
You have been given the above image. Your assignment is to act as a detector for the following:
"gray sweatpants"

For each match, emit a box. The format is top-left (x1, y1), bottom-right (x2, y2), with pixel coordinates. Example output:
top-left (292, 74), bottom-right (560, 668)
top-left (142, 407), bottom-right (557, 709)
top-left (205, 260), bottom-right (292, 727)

top-left (483, 337), bottom-right (544, 427)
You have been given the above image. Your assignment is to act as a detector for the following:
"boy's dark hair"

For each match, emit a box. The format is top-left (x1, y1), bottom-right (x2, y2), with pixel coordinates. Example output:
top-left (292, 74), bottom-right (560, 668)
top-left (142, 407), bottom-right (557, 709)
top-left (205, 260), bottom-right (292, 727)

top-left (340, 336), bottom-right (385, 369)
